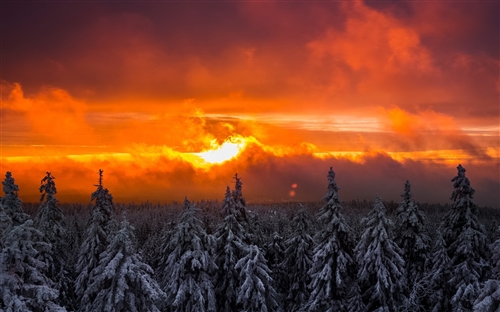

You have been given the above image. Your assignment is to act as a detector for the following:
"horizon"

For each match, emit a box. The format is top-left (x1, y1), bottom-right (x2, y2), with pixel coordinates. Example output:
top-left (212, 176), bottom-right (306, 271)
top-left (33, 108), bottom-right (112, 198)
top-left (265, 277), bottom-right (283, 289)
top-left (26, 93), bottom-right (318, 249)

top-left (1, 1), bottom-right (499, 207)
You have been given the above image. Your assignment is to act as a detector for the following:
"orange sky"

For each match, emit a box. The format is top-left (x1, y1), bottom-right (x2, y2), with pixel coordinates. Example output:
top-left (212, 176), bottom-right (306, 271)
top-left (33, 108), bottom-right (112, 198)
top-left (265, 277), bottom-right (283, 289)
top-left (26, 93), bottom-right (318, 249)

top-left (1, 1), bottom-right (499, 207)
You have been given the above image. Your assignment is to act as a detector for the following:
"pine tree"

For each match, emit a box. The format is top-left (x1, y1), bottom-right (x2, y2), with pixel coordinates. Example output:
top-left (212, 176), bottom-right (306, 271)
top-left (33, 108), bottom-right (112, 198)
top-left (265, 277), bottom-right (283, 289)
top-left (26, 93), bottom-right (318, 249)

top-left (159, 198), bottom-right (217, 312)
top-left (474, 281), bottom-right (500, 312)
top-left (395, 181), bottom-right (430, 284)
top-left (80, 213), bottom-right (165, 312)
top-left (394, 180), bottom-right (431, 310)
top-left (154, 217), bottom-right (177, 283)
top-left (1, 171), bottom-right (28, 226)
top-left (492, 227), bottom-right (500, 280)
top-left (425, 231), bottom-right (451, 312)
top-left (440, 164), bottom-right (490, 310)
top-left (355, 195), bottom-right (406, 312)
top-left (346, 281), bottom-right (366, 312)
top-left (35, 172), bottom-right (65, 243)
top-left (235, 244), bottom-right (278, 312)
top-left (306, 167), bottom-right (357, 311)
top-left (90, 169), bottom-right (115, 228)
top-left (473, 226), bottom-right (500, 311)
top-left (265, 231), bottom-right (285, 304)
top-left (0, 203), bottom-right (11, 245)
top-left (281, 207), bottom-right (314, 311)
top-left (75, 169), bottom-right (116, 302)
top-left (232, 173), bottom-right (248, 224)
top-left (34, 172), bottom-right (74, 309)
top-left (0, 219), bottom-right (65, 311)
top-left (214, 186), bottom-right (250, 312)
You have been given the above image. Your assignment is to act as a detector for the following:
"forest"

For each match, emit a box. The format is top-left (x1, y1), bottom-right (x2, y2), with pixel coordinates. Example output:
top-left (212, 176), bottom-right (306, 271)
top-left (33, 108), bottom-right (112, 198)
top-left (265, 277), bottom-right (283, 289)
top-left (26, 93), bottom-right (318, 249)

top-left (0, 165), bottom-right (499, 312)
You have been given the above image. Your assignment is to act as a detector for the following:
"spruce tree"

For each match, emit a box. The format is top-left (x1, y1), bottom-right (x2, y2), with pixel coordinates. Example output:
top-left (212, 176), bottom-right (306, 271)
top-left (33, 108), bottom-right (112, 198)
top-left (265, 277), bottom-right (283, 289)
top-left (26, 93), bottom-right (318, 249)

top-left (473, 226), bottom-right (500, 311)
top-left (75, 169), bottom-right (116, 302)
top-left (346, 281), bottom-right (366, 312)
top-left (235, 244), bottom-right (278, 312)
top-left (34, 172), bottom-right (74, 309)
top-left (265, 231), bottom-right (286, 304)
top-left (425, 231), bottom-right (451, 312)
top-left (35, 172), bottom-right (65, 243)
top-left (1, 171), bottom-right (28, 226)
top-left (306, 167), bottom-right (357, 311)
top-left (395, 181), bottom-right (430, 285)
top-left (394, 180), bottom-right (431, 310)
top-left (0, 203), bottom-right (11, 245)
top-left (0, 219), bottom-right (65, 311)
top-left (232, 173), bottom-right (249, 224)
top-left (214, 186), bottom-right (250, 312)
top-left (355, 195), bottom-right (406, 311)
top-left (281, 207), bottom-right (314, 311)
top-left (159, 198), bottom-right (217, 312)
top-left (440, 164), bottom-right (490, 310)
top-left (154, 217), bottom-right (177, 283)
top-left (89, 169), bottom-right (115, 230)
top-left (80, 213), bottom-right (165, 312)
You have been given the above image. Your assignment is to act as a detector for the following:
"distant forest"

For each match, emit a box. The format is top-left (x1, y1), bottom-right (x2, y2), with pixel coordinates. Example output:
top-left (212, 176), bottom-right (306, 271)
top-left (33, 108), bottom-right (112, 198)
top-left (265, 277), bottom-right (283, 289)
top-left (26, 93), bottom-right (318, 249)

top-left (1, 165), bottom-right (499, 311)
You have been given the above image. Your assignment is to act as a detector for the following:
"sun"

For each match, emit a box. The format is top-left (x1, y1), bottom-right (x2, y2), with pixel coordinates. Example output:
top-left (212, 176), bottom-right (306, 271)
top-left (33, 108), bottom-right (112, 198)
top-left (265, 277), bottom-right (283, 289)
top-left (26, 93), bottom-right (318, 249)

top-left (196, 136), bottom-right (248, 164)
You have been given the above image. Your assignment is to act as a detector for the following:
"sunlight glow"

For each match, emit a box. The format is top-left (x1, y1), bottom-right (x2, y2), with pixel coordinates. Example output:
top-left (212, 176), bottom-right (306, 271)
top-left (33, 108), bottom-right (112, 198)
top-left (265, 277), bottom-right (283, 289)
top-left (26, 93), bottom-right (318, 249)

top-left (195, 136), bottom-right (248, 164)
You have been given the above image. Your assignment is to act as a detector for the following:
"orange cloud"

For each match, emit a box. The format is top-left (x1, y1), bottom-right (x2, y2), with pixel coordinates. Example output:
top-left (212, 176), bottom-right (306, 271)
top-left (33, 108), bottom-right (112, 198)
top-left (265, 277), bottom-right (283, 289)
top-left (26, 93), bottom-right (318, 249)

top-left (1, 2), bottom-right (498, 208)
top-left (382, 107), bottom-right (493, 159)
top-left (2, 82), bottom-right (95, 145)
top-left (2, 145), bottom-right (498, 208)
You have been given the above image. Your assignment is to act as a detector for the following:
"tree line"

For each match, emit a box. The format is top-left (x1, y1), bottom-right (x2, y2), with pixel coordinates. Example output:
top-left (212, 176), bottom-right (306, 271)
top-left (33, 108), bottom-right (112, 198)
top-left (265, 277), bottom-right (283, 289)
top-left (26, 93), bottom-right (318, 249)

top-left (0, 165), bottom-right (499, 311)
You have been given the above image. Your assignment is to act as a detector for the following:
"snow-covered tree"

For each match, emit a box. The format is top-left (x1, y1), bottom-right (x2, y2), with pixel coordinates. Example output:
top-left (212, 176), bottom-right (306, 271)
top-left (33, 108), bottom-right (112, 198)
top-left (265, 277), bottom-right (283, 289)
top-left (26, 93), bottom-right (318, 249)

top-left (34, 172), bottom-right (74, 309)
top-left (474, 280), bottom-right (500, 312)
top-left (153, 217), bottom-right (177, 283)
top-left (90, 169), bottom-right (115, 230)
top-left (492, 227), bottom-right (500, 280)
top-left (0, 203), bottom-right (11, 244)
top-left (75, 169), bottom-right (116, 302)
top-left (232, 173), bottom-right (248, 223)
top-left (80, 213), bottom-right (165, 312)
top-left (425, 231), bottom-right (451, 312)
top-left (35, 172), bottom-right (65, 243)
top-left (159, 198), bottom-right (217, 312)
top-left (394, 180), bottom-right (431, 309)
top-left (473, 226), bottom-right (500, 311)
top-left (346, 281), bottom-right (366, 312)
top-left (265, 231), bottom-right (285, 302)
top-left (214, 186), bottom-right (250, 312)
top-left (355, 195), bottom-right (406, 312)
top-left (440, 164), bottom-right (490, 310)
top-left (235, 244), bottom-right (278, 312)
top-left (281, 206), bottom-right (314, 311)
top-left (306, 167), bottom-right (357, 311)
top-left (0, 219), bottom-right (65, 311)
top-left (1, 171), bottom-right (28, 226)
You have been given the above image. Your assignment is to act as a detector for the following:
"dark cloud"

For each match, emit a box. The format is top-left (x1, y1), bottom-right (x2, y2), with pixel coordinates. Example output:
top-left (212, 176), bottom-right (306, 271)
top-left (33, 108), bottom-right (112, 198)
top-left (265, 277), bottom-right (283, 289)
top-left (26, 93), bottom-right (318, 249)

top-left (1, 1), bottom-right (497, 207)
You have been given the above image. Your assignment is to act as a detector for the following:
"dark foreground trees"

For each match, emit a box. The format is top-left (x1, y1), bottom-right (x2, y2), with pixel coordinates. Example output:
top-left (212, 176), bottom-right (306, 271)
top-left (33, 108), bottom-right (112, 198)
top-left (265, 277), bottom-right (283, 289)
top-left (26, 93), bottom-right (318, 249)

top-left (306, 167), bottom-right (357, 311)
top-left (0, 166), bottom-right (497, 311)
top-left (158, 198), bottom-right (217, 312)
top-left (0, 172), bottom-right (65, 311)
top-left (75, 170), bottom-right (116, 303)
top-left (440, 164), bottom-right (490, 310)
top-left (80, 213), bottom-right (164, 312)
top-left (355, 195), bottom-right (406, 311)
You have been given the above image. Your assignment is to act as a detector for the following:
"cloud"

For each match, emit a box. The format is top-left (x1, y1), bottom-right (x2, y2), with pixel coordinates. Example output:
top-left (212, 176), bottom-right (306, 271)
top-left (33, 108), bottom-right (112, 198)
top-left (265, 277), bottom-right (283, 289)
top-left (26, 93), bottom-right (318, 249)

top-left (1, 2), bottom-right (498, 208)
top-left (380, 107), bottom-right (492, 159)
top-left (2, 1), bottom-right (498, 121)
top-left (2, 82), bottom-right (95, 145)
top-left (2, 144), bottom-right (498, 208)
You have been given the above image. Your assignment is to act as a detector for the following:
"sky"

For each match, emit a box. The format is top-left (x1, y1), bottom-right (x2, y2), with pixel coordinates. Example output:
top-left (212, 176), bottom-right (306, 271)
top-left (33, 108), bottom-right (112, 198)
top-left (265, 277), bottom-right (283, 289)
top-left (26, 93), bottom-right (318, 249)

top-left (1, 1), bottom-right (499, 207)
